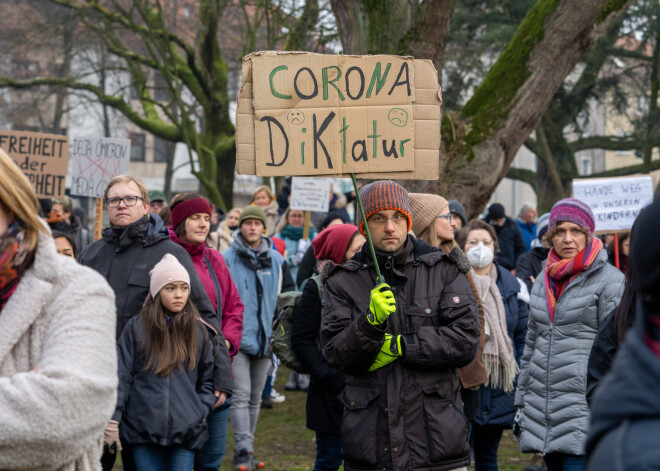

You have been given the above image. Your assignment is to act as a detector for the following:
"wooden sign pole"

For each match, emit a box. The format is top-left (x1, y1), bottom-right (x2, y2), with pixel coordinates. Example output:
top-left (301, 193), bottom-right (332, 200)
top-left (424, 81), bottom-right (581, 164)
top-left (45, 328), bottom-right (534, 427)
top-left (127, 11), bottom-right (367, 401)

top-left (94, 198), bottom-right (103, 241)
top-left (302, 210), bottom-right (311, 241)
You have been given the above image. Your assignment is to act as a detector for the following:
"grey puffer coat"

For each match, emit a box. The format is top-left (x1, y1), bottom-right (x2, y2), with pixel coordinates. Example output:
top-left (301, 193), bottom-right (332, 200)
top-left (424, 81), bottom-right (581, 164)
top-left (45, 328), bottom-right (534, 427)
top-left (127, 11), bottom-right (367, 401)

top-left (514, 249), bottom-right (624, 455)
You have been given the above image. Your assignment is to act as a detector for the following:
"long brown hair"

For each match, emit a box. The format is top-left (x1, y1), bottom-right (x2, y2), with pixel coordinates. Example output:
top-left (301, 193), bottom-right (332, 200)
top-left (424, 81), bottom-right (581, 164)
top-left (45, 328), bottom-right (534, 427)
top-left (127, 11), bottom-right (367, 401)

top-left (140, 292), bottom-right (204, 377)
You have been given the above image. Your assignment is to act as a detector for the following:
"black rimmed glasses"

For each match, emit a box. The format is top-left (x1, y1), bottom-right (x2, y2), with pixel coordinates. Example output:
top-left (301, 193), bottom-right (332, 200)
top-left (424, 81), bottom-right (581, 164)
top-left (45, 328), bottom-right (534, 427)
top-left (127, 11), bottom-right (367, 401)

top-left (436, 214), bottom-right (453, 222)
top-left (106, 196), bottom-right (145, 208)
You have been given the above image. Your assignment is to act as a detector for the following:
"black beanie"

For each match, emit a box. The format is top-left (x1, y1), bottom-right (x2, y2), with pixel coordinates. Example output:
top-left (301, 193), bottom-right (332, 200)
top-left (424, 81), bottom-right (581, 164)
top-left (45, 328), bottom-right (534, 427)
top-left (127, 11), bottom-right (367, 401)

top-left (631, 196), bottom-right (660, 300)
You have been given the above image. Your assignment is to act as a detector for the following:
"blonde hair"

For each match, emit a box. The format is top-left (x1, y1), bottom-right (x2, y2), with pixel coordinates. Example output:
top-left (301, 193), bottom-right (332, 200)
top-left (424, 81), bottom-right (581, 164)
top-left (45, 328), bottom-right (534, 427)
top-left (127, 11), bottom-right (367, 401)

top-left (252, 185), bottom-right (275, 204)
top-left (104, 175), bottom-right (150, 204)
top-left (0, 149), bottom-right (49, 250)
top-left (416, 224), bottom-right (457, 254)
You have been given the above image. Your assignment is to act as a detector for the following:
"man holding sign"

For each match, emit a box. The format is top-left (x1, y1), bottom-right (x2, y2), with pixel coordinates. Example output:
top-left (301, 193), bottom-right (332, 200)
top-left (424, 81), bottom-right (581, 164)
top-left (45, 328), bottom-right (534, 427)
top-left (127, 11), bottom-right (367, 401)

top-left (321, 181), bottom-right (479, 471)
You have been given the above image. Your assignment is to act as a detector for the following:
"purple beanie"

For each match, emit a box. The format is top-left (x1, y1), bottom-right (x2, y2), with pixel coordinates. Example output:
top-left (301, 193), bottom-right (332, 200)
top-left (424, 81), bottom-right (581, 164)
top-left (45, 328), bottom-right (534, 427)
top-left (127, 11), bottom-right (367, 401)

top-left (549, 198), bottom-right (595, 234)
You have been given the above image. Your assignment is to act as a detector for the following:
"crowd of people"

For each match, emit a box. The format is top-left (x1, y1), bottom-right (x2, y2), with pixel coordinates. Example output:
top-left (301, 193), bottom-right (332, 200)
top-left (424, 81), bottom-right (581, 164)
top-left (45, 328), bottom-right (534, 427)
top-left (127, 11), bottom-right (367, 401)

top-left (1, 144), bottom-right (659, 471)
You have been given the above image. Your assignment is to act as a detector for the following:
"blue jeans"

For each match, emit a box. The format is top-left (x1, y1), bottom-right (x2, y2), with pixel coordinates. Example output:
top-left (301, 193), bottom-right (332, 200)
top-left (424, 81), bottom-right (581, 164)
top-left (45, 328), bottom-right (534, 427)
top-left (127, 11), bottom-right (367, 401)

top-left (195, 397), bottom-right (232, 471)
top-left (544, 453), bottom-right (586, 471)
top-left (314, 432), bottom-right (343, 471)
top-left (472, 424), bottom-right (504, 471)
top-left (132, 444), bottom-right (194, 471)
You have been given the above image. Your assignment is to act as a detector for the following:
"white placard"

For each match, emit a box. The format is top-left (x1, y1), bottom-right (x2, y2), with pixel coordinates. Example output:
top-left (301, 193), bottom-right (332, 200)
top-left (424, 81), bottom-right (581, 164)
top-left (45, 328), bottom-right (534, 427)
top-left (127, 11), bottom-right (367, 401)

top-left (572, 176), bottom-right (654, 232)
top-left (290, 177), bottom-right (331, 213)
top-left (69, 136), bottom-right (131, 198)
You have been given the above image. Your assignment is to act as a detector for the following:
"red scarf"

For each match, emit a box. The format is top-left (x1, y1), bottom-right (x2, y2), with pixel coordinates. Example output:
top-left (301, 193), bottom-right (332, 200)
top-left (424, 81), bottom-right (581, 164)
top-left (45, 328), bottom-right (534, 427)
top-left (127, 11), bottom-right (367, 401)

top-left (0, 222), bottom-right (35, 312)
top-left (544, 237), bottom-right (603, 322)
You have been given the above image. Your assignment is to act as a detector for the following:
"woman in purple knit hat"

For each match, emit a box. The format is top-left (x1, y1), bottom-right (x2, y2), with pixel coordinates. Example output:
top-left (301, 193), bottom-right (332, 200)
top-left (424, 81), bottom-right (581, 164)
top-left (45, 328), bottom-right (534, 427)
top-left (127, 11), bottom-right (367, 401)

top-left (513, 198), bottom-right (624, 471)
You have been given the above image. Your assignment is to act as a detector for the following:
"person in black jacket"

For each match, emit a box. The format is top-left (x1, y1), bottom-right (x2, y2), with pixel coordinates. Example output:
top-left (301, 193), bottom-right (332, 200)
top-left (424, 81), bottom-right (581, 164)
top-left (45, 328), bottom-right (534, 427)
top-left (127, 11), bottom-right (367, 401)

top-left (78, 175), bottom-right (232, 471)
top-left (484, 203), bottom-right (526, 272)
top-left (515, 213), bottom-right (550, 292)
top-left (110, 254), bottom-right (215, 470)
top-left (291, 224), bottom-right (365, 471)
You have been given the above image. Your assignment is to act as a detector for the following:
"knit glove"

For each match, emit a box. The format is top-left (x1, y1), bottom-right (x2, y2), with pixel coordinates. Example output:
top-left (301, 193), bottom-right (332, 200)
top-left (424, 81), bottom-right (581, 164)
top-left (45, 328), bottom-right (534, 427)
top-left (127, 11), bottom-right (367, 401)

top-left (513, 407), bottom-right (523, 440)
top-left (103, 420), bottom-right (122, 454)
top-left (368, 333), bottom-right (403, 372)
top-left (367, 283), bottom-right (396, 326)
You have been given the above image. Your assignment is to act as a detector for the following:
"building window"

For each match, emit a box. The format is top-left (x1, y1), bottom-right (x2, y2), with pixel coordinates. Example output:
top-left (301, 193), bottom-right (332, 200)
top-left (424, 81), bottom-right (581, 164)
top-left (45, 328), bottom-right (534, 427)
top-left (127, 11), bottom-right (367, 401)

top-left (154, 136), bottom-right (174, 163)
top-left (615, 130), bottom-right (631, 156)
top-left (154, 72), bottom-right (172, 102)
top-left (580, 156), bottom-right (593, 176)
top-left (130, 133), bottom-right (146, 161)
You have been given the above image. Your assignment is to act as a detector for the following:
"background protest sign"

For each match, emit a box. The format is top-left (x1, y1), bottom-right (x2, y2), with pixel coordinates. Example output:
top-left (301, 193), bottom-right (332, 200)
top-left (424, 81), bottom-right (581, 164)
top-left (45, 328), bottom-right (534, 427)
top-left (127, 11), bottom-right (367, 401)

top-left (290, 177), bottom-right (331, 213)
top-left (69, 136), bottom-right (131, 198)
top-left (572, 175), bottom-right (654, 233)
top-left (0, 130), bottom-right (69, 198)
top-left (236, 51), bottom-right (442, 179)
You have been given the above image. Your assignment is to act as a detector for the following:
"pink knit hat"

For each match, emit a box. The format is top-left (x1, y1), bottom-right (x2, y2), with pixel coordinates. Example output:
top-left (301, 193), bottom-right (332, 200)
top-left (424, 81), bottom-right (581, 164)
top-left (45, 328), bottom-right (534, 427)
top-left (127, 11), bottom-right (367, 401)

top-left (171, 198), bottom-right (212, 229)
top-left (149, 254), bottom-right (190, 297)
top-left (549, 198), bottom-right (595, 234)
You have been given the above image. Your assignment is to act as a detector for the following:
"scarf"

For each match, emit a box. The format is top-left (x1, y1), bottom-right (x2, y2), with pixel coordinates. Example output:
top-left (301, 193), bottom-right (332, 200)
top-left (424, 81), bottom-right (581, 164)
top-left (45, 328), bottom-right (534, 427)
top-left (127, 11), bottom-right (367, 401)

top-left (278, 224), bottom-right (316, 242)
top-left (471, 265), bottom-right (518, 393)
top-left (544, 237), bottom-right (603, 322)
top-left (0, 222), bottom-right (36, 312)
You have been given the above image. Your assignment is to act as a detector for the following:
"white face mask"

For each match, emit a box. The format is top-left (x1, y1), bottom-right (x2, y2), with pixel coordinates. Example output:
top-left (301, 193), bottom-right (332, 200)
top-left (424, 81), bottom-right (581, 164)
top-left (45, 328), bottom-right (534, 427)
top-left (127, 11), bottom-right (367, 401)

top-left (467, 243), bottom-right (494, 268)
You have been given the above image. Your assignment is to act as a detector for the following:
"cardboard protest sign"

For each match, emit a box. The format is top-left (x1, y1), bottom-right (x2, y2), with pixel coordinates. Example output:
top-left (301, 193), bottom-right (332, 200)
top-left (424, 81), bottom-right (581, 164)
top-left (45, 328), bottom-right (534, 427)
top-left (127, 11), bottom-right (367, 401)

top-left (0, 130), bottom-right (69, 198)
top-left (289, 177), bottom-right (331, 212)
top-left (572, 175), bottom-right (654, 233)
top-left (236, 51), bottom-right (442, 179)
top-left (69, 136), bottom-right (131, 198)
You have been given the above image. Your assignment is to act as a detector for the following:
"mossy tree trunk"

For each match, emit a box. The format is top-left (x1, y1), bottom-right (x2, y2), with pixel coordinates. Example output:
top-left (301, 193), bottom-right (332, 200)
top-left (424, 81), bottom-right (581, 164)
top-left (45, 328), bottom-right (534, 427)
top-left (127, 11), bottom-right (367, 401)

top-left (331, 0), bottom-right (635, 217)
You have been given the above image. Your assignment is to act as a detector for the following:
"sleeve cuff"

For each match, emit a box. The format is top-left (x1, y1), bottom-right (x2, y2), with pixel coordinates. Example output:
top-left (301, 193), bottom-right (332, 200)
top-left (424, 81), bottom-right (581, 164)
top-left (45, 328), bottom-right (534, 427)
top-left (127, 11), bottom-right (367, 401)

top-left (401, 332), bottom-right (420, 362)
top-left (358, 313), bottom-right (387, 341)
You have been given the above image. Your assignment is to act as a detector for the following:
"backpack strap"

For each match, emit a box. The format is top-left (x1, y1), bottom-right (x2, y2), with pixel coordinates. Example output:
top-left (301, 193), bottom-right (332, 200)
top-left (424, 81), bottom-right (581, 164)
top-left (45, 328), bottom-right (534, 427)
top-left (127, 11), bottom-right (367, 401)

top-left (204, 254), bottom-right (222, 330)
top-left (310, 274), bottom-right (322, 301)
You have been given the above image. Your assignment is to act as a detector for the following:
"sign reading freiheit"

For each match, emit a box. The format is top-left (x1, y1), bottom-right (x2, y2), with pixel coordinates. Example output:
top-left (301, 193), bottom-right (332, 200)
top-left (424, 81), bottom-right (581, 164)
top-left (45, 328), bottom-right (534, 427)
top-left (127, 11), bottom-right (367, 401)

top-left (290, 177), bottom-right (331, 213)
top-left (572, 175), bottom-right (654, 232)
top-left (0, 130), bottom-right (69, 198)
top-left (69, 136), bottom-right (131, 198)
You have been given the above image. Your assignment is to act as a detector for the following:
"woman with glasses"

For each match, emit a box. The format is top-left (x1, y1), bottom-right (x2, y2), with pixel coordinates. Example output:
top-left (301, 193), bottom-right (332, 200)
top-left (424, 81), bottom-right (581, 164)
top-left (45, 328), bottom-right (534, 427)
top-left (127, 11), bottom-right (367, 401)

top-left (408, 194), bottom-right (489, 422)
top-left (456, 220), bottom-right (528, 471)
top-left (513, 199), bottom-right (624, 471)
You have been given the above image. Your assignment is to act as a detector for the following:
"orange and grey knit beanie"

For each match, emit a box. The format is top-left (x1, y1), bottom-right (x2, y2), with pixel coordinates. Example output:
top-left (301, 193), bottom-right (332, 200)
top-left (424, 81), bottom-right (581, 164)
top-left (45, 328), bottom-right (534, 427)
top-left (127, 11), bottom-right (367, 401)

top-left (356, 180), bottom-right (412, 236)
top-left (409, 193), bottom-right (449, 237)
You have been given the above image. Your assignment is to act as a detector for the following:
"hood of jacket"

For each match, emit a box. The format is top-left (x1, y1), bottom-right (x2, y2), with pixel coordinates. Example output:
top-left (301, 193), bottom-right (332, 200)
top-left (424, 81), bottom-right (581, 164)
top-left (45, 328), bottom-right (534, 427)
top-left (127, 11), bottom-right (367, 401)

top-left (102, 214), bottom-right (169, 252)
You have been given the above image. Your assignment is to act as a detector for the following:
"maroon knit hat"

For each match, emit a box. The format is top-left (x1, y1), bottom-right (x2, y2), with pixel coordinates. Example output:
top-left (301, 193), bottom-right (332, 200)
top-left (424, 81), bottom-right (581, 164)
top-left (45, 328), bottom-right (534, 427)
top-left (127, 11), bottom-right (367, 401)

top-left (549, 198), bottom-right (595, 234)
top-left (171, 198), bottom-right (212, 229)
top-left (312, 224), bottom-right (359, 264)
top-left (356, 180), bottom-right (412, 236)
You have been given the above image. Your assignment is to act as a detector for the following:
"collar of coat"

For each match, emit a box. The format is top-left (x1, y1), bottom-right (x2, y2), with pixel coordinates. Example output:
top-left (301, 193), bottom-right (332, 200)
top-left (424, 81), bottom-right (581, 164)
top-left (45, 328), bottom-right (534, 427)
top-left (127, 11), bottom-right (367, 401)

top-left (322, 235), bottom-right (458, 282)
top-left (102, 214), bottom-right (168, 251)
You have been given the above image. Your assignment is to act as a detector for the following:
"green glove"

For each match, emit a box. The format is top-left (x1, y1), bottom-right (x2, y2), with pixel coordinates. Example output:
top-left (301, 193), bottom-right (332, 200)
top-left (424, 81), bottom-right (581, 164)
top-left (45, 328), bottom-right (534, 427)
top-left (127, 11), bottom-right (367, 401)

top-left (367, 283), bottom-right (396, 326)
top-left (368, 333), bottom-right (403, 372)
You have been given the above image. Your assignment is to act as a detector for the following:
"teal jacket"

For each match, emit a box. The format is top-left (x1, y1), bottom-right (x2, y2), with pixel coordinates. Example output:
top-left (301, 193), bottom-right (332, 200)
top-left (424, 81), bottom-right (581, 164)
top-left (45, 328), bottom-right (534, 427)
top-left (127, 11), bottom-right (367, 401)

top-left (223, 235), bottom-right (290, 357)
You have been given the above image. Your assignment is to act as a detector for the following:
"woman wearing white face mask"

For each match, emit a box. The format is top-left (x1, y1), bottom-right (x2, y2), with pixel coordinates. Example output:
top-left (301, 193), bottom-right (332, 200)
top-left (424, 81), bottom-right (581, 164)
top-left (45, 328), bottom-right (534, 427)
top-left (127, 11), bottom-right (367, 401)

top-left (457, 220), bottom-right (528, 471)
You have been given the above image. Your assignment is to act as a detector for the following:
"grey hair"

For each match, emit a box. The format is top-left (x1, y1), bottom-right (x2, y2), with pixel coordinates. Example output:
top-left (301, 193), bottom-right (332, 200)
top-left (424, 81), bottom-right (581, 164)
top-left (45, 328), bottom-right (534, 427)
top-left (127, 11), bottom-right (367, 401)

top-left (518, 202), bottom-right (536, 218)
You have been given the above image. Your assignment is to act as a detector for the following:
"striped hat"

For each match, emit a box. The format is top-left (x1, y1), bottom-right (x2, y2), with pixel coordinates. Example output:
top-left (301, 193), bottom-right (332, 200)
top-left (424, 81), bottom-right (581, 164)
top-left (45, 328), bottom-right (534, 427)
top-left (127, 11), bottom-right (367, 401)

top-left (549, 198), bottom-right (595, 234)
top-left (356, 180), bottom-right (412, 236)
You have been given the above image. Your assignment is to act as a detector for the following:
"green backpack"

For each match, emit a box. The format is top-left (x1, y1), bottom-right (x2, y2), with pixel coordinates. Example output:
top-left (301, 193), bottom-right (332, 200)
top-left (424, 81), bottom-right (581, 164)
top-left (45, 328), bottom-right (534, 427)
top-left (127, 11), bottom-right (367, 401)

top-left (270, 275), bottom-right (322, 374)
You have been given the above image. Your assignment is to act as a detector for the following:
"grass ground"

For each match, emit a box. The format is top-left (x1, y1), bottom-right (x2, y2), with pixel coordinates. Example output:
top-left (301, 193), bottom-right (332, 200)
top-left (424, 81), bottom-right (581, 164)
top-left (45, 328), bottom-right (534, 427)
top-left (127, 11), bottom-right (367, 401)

top-left (115, 366), bottom-right (535, 471)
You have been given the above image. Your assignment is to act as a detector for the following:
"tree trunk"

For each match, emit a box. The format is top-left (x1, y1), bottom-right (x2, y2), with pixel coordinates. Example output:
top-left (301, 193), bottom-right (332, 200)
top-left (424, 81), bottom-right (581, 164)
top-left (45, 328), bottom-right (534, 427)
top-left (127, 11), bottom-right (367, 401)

top-left (642, 11), bottom-right (659, 173)
top-left (331, 0), bottom-right (635, 218)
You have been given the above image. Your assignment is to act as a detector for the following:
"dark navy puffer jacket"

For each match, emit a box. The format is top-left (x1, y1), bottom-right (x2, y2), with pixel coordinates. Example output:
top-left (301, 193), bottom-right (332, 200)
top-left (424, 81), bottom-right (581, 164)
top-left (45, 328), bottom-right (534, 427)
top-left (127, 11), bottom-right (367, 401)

top-left (586, 314), bottom-right (660, 470)
top-left (113, 316), bottom-right (215, 451)
top-left (474, 262), bottom-right (528, 427)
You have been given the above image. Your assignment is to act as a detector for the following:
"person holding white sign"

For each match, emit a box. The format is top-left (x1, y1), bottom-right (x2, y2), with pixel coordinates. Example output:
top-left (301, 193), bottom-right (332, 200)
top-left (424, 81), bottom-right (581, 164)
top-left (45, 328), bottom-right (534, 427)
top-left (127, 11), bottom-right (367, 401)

top-left (514, 198), bottom-right (624, 471)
